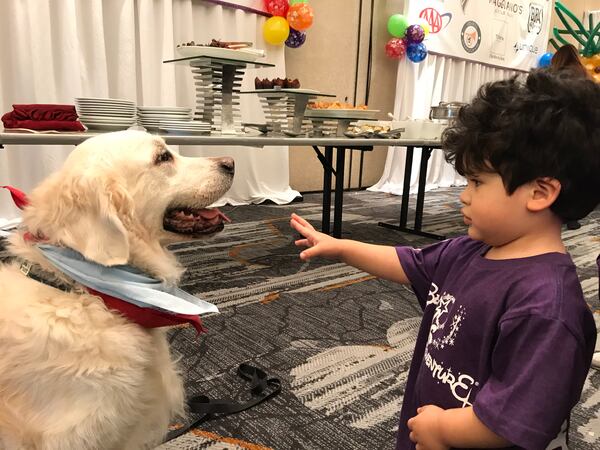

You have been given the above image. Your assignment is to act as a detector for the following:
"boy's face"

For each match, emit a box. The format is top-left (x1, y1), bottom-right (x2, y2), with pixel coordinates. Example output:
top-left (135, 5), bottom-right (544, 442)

top-left (459, 172), bottom-right (532, 246)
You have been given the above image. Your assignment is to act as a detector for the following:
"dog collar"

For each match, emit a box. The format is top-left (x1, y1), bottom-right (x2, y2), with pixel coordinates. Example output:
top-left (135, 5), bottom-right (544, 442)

top-left (19, 258), bottom-right (74, 291)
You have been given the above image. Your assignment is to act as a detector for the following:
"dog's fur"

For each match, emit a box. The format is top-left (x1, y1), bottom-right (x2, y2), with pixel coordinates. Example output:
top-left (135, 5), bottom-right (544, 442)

top-left (0, 130), bottom-right (234, 449)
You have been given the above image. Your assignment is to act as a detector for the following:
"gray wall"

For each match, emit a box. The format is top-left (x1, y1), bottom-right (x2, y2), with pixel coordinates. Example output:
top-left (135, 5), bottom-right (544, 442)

top-left (285, 0), bottom-right (404, 192)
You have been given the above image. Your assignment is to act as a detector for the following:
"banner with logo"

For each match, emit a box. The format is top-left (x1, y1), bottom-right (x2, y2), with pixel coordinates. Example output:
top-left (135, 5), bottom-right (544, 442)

top-left (406, 0), bottom-right (552, 71)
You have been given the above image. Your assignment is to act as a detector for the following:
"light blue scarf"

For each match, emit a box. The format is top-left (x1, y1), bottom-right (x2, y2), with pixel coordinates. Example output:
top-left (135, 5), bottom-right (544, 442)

top-left (37, 244), bottom-right (218, 316)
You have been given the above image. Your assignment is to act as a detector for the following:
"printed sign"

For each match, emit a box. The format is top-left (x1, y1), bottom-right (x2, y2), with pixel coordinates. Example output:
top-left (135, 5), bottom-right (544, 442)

top-left (406, 0), bottom-right (552, 70)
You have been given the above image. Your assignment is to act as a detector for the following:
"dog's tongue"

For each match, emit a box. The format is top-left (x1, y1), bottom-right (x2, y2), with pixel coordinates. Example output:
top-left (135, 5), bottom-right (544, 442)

top-left (198, 208), bottom-right (231, 223)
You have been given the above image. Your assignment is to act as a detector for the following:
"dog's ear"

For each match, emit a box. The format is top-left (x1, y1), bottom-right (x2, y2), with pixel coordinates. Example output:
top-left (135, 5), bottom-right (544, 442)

top-left (26, 172), bottom-right (133, 266)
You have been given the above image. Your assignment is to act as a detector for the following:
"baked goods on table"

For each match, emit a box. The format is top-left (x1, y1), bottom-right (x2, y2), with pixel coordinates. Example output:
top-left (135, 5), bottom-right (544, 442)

top-left (174, 40), bottom-right (266, 60)
top-left (177, 39), bottom-right (253, 49)
top-left (347, 123), bottom-right (390, 134)
top-left (345, 121), bottom-right (403, 138)
top-left (254, 77), bottom-right (301, 89)
top-left (308, 101), bottom-right (368, 110)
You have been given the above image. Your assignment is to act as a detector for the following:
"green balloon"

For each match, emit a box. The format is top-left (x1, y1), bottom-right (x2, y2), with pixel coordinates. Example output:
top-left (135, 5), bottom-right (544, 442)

top-left (388, 14), bottom-right (409, 38)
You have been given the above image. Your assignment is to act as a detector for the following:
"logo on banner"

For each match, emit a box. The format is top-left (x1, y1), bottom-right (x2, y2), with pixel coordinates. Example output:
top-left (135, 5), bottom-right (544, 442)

top-left (461, 21), bottom-right (482, 53)
top-left (513, 41), bottom-right (539, 54)
top-left (489, 0), bottom-right (524, 16)
top-left (490, 19), bottom-right (508, 60)
top-left (420, 8), bottom-right (452, 34)
top-left (528, 3), bottom-right (544, 34)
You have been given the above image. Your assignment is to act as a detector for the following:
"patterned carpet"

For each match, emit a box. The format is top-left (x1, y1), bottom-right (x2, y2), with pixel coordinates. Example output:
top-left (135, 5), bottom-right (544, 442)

top-left (154, 188), bottom-right (600, 450)
top-left (1, 188), bottom-right (598, 449)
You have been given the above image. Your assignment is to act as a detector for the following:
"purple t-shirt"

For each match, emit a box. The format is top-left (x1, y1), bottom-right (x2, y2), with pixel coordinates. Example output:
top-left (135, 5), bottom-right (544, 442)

top-left (395, 236), bottom-right (596, 450)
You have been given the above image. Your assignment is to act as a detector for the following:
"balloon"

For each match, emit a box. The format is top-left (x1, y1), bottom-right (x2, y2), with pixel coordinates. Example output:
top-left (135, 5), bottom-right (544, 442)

top-left (387, 14), bottom-right (409, 38)
top-left (289, 0), bottom-right (307, 3)
top-left (385, 38), bottom-right (407, 59)
top-left (264, 0), bottom-right (289, 17)
top-left (538, 52), bottom-right (553, 68)
top-left (416, 18), bottom-right (430, 38)
top-left (263, 16), bottom-right (290, 45)
top-left (407, 42), bottom-right (428, 63)
top-left (405, 24), bottom-right (425, 44)
top-left (285, 28), bottom-right (306, 48)
top-left (287, 3), bottom-right (314, 31)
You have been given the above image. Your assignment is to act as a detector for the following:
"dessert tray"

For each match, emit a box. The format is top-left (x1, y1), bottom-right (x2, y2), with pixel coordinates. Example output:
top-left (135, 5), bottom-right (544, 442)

top-left (304, 108), bottom-right (380, 120)
top-left (175, 46), bottom-right (264, 62)
top-left (248, 88), bottom-right (321, 96)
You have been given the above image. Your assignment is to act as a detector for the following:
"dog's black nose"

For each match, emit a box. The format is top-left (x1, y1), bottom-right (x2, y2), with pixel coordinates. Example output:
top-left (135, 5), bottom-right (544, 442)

top-left (217, 157), bottom-right (235, 176)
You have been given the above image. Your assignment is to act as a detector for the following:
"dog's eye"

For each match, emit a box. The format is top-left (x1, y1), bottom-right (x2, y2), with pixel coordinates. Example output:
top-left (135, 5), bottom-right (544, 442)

top-left (155, 151), bottom-right (173, 164)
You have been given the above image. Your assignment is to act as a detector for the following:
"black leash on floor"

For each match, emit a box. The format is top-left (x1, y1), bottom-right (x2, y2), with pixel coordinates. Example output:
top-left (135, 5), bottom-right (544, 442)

top-left (166, 363), bottom-right (281, 441)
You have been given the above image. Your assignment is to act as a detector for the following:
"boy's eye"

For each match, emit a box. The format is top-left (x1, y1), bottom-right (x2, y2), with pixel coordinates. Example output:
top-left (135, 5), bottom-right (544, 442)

top-left (469, 178), bottom-right (481, 187)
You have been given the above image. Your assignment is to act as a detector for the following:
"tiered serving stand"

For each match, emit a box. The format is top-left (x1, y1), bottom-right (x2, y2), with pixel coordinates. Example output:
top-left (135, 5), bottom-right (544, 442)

top-left (304, 108), bottom-right (380, 137)
top-left (240, 88), bottom-right (336, 136)
top-left (164, 50), bottom-right (380, 137)
top-left (164, 54), bottom-right (274, 135)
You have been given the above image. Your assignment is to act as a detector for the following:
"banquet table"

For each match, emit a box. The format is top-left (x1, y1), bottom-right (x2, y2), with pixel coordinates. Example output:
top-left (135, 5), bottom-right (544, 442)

top-left (0, 131), bottom-right (442, 238)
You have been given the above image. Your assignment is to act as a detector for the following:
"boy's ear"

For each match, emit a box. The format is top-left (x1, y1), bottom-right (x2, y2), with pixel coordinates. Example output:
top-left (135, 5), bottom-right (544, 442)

top-left (526, 177), bottom-right (562, 212)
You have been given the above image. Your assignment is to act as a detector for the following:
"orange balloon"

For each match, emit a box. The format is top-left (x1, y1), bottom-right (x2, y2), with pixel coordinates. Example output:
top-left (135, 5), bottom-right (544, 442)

top-left (287, 3), bottom-right (314, 31)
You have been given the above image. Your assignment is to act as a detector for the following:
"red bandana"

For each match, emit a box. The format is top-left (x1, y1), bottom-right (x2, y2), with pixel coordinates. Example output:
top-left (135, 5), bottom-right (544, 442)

top-left (2, 185), bottom-right (205, 334)
top-left (2, 185), bottom-right (29, 210)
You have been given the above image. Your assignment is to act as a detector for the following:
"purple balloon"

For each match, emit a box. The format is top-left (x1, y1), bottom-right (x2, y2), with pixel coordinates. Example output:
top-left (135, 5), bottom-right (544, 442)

top-left (405, 24), bottom-right (425, 44)
top-left (285, 28), bottom-right (306, 48)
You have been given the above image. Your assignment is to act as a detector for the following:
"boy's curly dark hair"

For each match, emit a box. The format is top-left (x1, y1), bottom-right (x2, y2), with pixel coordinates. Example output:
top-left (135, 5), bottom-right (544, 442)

top-left (442, 70), bottom-right (600, 221)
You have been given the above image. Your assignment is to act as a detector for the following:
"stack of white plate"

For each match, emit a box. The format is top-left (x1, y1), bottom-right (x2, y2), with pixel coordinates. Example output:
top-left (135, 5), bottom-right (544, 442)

top-left (158, 119), bottom-right (212, 135)
top-left (137, 106), bottom-right (193, 131)
top-left (75, 97), bottom-right (137, 131)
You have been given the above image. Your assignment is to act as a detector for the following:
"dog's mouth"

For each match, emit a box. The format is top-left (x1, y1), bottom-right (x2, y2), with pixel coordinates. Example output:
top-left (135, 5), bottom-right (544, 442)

top-left (163, 207), bottom-right (231, 235)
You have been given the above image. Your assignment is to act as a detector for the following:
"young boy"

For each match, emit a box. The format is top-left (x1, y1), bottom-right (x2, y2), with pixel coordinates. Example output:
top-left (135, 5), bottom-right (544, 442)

top-left (290, 70), bottom-right (600, 449)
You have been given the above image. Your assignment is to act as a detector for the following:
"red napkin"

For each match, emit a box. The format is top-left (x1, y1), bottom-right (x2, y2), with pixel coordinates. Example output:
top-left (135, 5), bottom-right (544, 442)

top-left (1, 118), bottom-right (85, 131)
top-left (11, 104), bottom-right (79, 121)
top-left (2, 104), bottom-right (85, 131)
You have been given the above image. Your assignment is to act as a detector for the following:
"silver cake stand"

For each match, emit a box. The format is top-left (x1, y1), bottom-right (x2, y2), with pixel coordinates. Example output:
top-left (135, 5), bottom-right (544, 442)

top-left (164, 55), bottom-right (274, 135)
top-left (304, 108), bottom-right (380, 137)
top-left (241, 88), bottom-right (336, 136)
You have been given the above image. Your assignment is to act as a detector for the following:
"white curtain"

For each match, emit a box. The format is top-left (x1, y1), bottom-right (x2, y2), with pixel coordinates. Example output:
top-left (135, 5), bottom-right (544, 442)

top-left (369, 53), bottom-right (519, 195)
top-left (0, 0), bottom-right (299, 228)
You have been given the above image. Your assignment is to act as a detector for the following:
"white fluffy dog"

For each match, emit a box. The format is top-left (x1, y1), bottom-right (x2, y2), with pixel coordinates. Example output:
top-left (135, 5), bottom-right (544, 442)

top-left (0, 130), bottom-right (234, 449)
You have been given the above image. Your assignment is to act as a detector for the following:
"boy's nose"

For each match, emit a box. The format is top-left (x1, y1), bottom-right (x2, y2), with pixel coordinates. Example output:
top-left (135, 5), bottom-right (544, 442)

top-left (459, 188), bottom-right (470, 205)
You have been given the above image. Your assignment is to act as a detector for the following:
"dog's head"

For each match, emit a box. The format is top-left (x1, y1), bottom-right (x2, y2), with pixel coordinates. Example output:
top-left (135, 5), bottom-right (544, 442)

top-left (20, 130), bottom-right (234, 277)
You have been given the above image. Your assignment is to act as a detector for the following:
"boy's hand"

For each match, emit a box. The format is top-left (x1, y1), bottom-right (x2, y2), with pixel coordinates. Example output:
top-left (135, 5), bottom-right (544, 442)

top-left (290, 213), bottom-right (341, 261)
top-left (407, 405), bottom-right (449, 450)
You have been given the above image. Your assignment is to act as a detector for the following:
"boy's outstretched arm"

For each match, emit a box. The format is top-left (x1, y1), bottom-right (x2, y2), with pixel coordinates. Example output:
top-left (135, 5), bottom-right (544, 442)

top-left (290, 213), bottom-right (410, 284)
top-left (407, 405), bottom-right (511, 450)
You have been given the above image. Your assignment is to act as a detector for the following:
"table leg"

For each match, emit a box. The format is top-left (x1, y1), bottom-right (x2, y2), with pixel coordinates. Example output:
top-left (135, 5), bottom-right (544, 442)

top-left (414, 147), bottom-right (433, 231)
top-left (378, 145), bottom-right (446, 241)
top-left (399, 146), bottom-right (414, 228)
top-left (332, 147), bottom-right (346, 238)
top-left (320, 146), bottom-right (333, 234)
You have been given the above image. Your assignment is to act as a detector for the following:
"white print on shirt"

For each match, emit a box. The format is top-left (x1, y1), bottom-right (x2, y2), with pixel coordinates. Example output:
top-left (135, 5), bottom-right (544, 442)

top-left (423, 283), bottom-right (478, 407)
